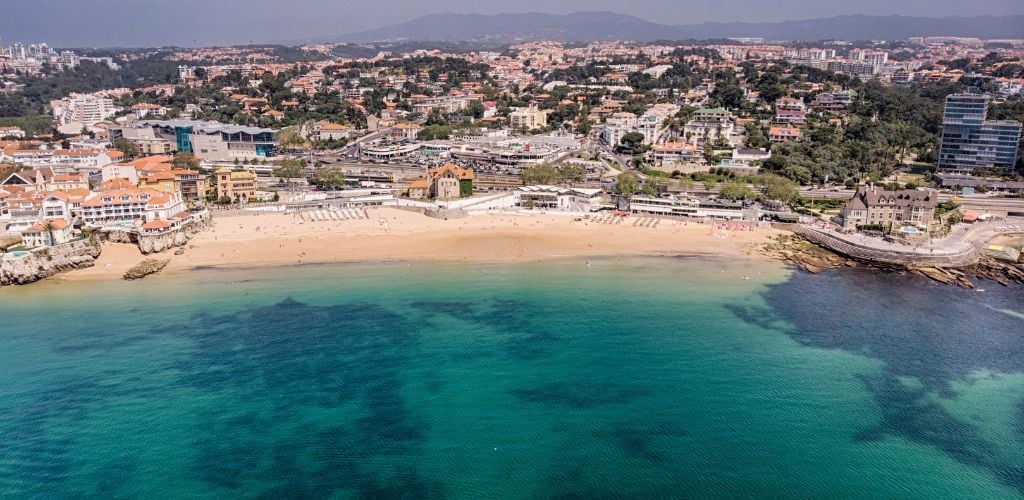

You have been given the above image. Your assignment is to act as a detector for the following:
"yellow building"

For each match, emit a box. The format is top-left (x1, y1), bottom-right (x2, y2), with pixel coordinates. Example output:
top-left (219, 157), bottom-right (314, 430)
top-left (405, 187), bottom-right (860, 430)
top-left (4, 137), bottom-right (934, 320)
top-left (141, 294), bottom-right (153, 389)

top-left (215, 167), bottom-right (258, 202)
top-left (137, 169), bottom-right (210, 200)
top-left (509, 105), bottom-right (549, 130)
top-left (138, 171), bottom-right (176, 193)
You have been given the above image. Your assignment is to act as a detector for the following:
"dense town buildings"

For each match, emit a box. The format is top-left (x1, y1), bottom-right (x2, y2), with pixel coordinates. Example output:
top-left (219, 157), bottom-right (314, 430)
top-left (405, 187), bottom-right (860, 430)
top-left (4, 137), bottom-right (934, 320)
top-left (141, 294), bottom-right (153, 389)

top-left (0, 32), bottom-right (1022, 247)
top-left (0, 37), bottom-right (80, 75)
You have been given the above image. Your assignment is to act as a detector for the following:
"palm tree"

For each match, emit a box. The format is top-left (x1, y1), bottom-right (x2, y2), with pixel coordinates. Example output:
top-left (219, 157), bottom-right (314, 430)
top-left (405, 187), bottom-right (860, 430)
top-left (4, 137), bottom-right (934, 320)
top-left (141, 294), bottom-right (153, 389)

top-left (42, 221), bottom-right (57, 246)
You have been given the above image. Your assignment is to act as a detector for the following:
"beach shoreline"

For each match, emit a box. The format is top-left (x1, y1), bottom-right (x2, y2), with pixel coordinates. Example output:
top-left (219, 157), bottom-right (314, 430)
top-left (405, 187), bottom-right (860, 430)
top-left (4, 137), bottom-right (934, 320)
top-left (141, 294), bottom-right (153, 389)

top-left (57, 207), bottom-right (783, 282)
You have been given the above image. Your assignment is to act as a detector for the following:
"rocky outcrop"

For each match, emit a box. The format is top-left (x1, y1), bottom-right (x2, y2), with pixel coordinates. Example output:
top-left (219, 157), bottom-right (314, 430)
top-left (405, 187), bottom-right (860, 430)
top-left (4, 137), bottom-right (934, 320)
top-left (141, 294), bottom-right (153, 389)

top-left (911, 267), bottom-right (976, 288)
top-left (0, 237), bottom-right (102, 286)
top-left (761, 234), bottom-right (851, 273)
top-left (123, 259), bottom-right (169, 280)
top-left (103, 230), bottom-right (135, 244)
top-left (137, 218), bottom-right (211, 255)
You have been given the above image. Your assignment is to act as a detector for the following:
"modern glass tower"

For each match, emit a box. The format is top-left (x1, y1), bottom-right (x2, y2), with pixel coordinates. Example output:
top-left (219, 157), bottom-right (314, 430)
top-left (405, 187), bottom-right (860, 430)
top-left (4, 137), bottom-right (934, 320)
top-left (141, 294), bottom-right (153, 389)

top-left (938, 93), bottom-right (1022, 173)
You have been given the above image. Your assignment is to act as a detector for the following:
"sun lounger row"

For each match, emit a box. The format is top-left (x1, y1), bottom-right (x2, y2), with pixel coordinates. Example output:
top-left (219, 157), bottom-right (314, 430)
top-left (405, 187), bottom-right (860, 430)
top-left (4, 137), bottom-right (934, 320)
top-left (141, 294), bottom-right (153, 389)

top-left (590, 215), bottom-right (624, 225)
top-left (300, 208), bottom-right (369, 222)
top-left (632, 217), bottom-right (660, 228)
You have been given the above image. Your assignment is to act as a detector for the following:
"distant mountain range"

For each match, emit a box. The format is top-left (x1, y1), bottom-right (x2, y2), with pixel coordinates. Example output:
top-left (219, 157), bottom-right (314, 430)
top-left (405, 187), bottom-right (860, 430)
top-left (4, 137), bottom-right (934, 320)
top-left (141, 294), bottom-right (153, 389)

top-left (336, 11), bottom-right (1024, 43)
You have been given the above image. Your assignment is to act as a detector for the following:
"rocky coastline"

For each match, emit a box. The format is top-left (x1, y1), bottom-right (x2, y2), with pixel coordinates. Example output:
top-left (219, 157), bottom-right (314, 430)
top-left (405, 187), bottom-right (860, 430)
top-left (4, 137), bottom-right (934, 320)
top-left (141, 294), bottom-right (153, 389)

top-left (0, 236), bottom-right (103, 286)
top-left (765, 233), bottom-right (1024, 289)
top-left (1, 214), bottom-right (211, 287)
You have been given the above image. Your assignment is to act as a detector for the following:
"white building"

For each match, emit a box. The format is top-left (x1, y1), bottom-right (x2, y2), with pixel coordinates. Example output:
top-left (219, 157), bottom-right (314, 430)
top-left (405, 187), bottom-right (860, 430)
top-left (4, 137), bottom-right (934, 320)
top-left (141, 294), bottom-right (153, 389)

top-left (79, 188), bottom-right (184, 225)
top-left (21, 219), bottom-right (73, 247)
top-left (52, 93), bottom-right (117, 133)
top-left (727, 148), bottom-right (771, 166)
top-left (514, 185), bottom-right (606, 212)
top-left (101, 164), bottom-right (139, 185)
top-left (0, 126), bottom-right (25, 139)
top-left (629, 195), bottom-right (747, 220)
top-left (602, 112), bottom-right (638, 147)
top-left (682, 108), bottom-right (736, 147)
top-left (309, 121), bottom-right (356, 141)
top-left (130, 103), bottom-right (168, 119)
top-left (642, 65), bottom-right (674, 79)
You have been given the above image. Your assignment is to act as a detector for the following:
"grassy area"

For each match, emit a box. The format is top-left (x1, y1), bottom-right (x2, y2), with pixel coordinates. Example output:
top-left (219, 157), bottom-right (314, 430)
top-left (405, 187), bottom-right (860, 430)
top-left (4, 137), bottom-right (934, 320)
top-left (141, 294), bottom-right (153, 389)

top-left (639, 167), bottom-right (671, 178)
top-left (0, 116), bottom-right (52, 136)
top-left (895, 172), bottom-right (929, 185)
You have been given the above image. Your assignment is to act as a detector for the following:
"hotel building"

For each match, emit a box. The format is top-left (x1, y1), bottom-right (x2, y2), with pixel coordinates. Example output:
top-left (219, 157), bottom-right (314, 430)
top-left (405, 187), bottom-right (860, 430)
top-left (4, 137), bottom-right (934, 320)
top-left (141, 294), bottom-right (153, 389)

top-left (938, 93), bottom-right (1022, 173)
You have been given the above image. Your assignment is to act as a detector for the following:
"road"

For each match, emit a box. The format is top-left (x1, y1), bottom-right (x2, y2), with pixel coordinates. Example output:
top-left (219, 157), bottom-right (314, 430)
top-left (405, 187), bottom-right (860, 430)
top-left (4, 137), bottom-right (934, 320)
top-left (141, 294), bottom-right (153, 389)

top-left (800, 188), bottom-right (1024, 213)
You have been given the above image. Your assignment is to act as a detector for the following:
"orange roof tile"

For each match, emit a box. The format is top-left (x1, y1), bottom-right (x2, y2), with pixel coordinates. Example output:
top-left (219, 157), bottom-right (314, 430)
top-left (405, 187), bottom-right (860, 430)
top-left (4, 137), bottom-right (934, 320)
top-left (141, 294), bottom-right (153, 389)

top-left (142, 220), bottom-right (172, 230)
top-left (26, 219), bottom-right (70, 232)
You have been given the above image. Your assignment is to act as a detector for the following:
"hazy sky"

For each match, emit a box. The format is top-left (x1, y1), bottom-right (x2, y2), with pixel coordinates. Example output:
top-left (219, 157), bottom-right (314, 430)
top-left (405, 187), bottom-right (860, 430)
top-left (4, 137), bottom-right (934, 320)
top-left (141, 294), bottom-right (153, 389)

top-left (2, 0), bottom-right (1022, 48)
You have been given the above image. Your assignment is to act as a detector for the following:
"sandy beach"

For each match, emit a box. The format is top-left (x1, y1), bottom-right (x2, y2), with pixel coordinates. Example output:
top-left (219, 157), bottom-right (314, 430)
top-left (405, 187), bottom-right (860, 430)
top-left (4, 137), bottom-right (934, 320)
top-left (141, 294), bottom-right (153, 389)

top-left (62, 207), bottom-right (781, 281)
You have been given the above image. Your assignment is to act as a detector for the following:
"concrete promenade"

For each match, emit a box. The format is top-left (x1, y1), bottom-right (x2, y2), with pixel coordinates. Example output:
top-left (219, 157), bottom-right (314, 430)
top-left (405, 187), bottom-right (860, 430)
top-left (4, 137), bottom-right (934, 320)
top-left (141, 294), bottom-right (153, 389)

top-left (788, 219), bottom-right (1024, 268)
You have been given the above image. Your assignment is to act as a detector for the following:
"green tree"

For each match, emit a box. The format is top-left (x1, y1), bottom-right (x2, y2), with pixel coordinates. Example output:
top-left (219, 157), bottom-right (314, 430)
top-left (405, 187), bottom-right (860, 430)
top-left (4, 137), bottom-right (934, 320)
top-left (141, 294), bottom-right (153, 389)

top-left (719, 181), bottom-right (754, 200)
top-left (42, 221), bottom-right (57, 246)
top-left (710, 82), bottom-right (744, 110)
top-left (277, 127), bottom-right (308, 152)
top-left (417, 125), bottom-right (452, 141)
top-left (111, 138), bottom-right (139, 159)
top-left (521, 164), bottom-right (561, 185)
top-left (616, 171), bottom-right (641, 196)
top-left (744, 123), bottom-right (768, 149)
top-left (556, 164), bottom-right (586, 185)
top-left (171, 153), bottom-right (201, 170)
top-left (761, 174), bottom-right (800, 203)
top-left (316, 167), bottom-right (346, 190)
top-left (425, 108), bottom-right (448, 126)
top-left (577, 116), bottom-right (592, 135)
top-left (273, 158), bottom-right (305, 183)
top-left (619, 131), bottom-right (646, 153)
top-left (640, 181), bottom-right (658, 197)
top-left (467, 100), bottom-right (485, 119)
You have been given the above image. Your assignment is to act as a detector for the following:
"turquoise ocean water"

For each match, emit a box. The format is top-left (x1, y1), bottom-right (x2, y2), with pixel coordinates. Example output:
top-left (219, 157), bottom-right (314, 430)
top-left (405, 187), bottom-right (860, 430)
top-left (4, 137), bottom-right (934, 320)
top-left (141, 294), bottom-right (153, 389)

top-left (1, 257), bottom-right (1024, 498)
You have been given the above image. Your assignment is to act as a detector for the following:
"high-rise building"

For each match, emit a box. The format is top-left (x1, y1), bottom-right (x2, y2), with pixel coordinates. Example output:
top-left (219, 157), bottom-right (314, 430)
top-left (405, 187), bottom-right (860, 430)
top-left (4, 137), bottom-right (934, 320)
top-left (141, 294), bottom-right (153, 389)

top-left (938, 93), bottom-right (1022, 173)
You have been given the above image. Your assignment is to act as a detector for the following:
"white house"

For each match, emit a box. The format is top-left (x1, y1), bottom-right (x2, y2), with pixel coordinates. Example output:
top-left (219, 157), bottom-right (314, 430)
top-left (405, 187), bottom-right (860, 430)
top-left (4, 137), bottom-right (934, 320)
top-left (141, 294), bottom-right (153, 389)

top-left (0, 126), bottom-right (26, 139)
top-left (21, 219), bottom-right (73, 247)
top-left (101, 164), bottom-right (139, 185)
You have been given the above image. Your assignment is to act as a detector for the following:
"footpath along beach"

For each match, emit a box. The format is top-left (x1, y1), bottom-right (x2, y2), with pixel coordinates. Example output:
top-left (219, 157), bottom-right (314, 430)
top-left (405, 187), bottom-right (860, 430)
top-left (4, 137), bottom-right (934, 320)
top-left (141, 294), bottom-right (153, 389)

top-left (61, 207), bottom-right (781, 281)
